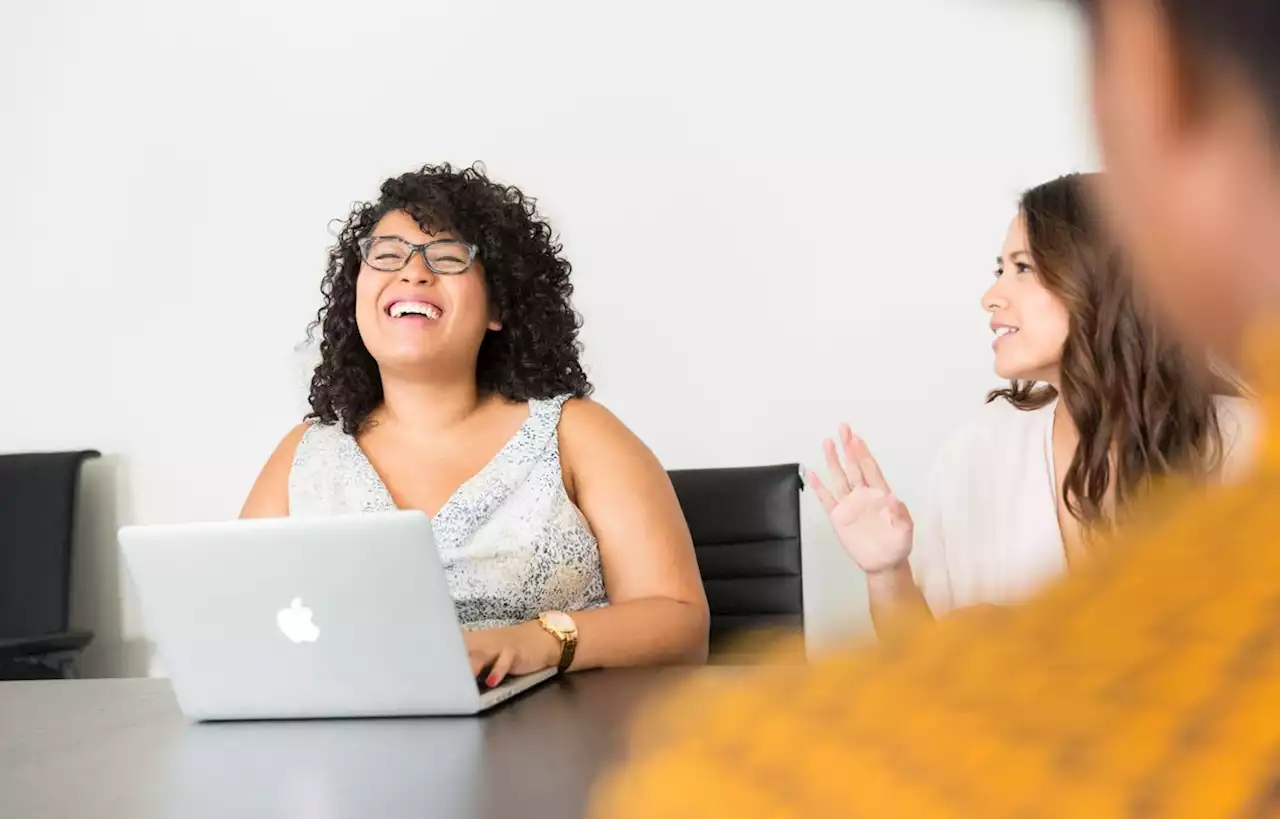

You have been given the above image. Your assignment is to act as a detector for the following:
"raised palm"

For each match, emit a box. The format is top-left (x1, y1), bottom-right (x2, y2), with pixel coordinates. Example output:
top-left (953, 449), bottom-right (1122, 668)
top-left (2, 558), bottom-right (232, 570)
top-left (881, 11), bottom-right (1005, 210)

top-left (808, 425), bottom-right (913, 575)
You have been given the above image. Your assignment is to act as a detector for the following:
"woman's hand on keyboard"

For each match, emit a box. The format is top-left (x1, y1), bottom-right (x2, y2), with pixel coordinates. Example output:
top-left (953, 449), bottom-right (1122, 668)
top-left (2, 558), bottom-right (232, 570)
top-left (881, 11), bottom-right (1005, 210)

top-left (464, 622), bottom-right (561, 688)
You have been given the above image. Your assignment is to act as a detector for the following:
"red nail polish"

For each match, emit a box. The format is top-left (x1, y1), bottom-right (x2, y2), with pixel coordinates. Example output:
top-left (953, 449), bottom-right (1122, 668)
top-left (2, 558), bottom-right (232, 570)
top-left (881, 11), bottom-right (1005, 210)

top-left (486, 674), bottom-right (499, 687)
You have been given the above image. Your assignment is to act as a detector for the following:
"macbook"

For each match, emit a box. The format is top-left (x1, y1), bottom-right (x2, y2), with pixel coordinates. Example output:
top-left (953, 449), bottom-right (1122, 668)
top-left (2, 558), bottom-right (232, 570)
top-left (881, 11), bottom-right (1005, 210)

top-left (119, 510), bottom-right (556, 720)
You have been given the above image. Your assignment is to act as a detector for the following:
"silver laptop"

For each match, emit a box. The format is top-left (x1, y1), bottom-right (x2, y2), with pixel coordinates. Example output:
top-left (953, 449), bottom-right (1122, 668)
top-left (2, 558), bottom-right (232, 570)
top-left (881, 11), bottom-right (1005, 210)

top-left (118, 510), bottom-right (557, 721)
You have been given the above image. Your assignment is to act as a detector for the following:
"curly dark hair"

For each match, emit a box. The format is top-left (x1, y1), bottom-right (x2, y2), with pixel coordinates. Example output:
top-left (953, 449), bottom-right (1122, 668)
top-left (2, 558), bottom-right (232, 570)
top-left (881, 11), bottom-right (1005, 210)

top-left (306, 162), bottom-right (592, 435)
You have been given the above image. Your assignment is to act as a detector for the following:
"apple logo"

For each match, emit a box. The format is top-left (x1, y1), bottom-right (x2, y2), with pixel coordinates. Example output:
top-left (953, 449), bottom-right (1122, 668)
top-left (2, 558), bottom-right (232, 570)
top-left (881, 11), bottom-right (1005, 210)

top-left (276, 597), bottom-right (320, 643)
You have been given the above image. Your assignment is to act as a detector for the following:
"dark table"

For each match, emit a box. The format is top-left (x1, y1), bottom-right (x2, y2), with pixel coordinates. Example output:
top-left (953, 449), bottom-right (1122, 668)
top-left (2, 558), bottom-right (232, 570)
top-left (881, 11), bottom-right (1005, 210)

top-left (0, 667), bottom-right (714, 819)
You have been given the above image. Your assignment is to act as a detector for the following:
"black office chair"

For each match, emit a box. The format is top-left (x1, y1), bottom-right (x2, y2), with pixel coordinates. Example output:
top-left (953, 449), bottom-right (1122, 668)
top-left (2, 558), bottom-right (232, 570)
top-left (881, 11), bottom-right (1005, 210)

top-left (668, 463), bottom-right (804, 662)
top-left (0, 450), bottom-right (99, 679)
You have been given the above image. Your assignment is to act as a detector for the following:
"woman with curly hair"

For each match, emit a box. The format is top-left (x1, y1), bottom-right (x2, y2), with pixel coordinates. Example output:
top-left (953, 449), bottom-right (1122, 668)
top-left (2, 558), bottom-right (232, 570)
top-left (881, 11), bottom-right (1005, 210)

top-left (241, 163), bottom-right (709, 685)
top-left (808, 172), bottom-right (1255, 639)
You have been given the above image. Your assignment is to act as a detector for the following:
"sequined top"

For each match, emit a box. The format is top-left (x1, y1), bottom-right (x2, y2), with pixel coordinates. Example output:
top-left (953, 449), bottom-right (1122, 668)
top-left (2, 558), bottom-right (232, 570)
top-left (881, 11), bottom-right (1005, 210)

top-left (288, 394), bottom-right (609, 631)
top-left (590, 324), bottom-right (1280, 819)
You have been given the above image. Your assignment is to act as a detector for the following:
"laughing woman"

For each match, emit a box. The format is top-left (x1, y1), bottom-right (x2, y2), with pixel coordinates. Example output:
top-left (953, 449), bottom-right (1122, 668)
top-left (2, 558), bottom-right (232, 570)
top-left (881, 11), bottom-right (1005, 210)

top-left (241, 163), bottom-right (709, 684)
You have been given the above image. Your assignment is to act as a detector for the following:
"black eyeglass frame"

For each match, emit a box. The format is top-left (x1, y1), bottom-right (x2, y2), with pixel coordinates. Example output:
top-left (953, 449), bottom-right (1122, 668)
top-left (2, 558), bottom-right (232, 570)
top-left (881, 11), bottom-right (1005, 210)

top-left (356, 236), bottom-right (480, 275)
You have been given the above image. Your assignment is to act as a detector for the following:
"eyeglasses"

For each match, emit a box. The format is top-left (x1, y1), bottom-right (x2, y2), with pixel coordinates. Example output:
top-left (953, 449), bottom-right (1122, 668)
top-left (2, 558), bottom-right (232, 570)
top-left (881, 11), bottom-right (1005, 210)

top-left (357, 236), bottom-right (479, 275)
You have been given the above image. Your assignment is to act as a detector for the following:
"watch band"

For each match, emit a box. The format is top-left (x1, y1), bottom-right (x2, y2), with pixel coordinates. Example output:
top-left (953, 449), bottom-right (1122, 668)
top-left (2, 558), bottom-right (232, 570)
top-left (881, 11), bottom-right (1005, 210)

top-left (538, 612), bottom-right (578, 673)
top-left (555, 629), bottom-right (577, 674)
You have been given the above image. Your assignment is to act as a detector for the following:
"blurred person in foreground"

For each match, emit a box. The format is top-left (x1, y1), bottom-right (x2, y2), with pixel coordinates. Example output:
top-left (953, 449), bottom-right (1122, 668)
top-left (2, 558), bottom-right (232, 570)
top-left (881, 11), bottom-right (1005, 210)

top-left (591, 0), bottom-right (1280, 816)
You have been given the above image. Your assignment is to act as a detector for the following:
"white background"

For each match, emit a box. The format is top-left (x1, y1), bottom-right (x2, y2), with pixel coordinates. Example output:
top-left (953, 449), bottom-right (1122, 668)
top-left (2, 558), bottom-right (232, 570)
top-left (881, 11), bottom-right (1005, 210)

top-left (0, 0), bottom-right (1094, 677)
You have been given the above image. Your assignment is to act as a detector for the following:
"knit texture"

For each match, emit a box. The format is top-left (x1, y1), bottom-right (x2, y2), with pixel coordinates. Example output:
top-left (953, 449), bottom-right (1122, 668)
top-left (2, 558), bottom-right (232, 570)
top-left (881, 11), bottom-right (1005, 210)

top-left (592, 325), bottom-right (1280, 819)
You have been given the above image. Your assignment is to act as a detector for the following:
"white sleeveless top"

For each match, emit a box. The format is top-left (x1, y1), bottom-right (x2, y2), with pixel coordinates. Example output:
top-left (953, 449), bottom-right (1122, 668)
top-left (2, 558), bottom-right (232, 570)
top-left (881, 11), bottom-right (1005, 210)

top-left (911, 395), bottom-right (1257, 615)
top-left (287, 395), bottom-right (609, 630)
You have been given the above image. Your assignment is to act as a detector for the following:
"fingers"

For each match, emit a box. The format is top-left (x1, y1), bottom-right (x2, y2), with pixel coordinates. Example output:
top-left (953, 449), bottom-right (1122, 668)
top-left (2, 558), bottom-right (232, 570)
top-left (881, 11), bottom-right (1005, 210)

top-left (469, 649), bottom-right (491, 677)
top-left (806, 469), bottom-right (838, 514)
top-left (834, 429), bottom-right (865, 486)
top-left (842, 427), bottom-right (890, 492)
top-left (814, 427), bottom-right (893, 516)
top-left (485, 647), bottom-right (517, 688)
top-left (823, 438), bottom-right (855, 497)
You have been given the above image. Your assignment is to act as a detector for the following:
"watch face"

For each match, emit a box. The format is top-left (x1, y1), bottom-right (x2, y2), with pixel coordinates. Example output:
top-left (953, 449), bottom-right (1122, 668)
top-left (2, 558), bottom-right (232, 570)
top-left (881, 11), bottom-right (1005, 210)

top-left (544, 611), bottom-right (575, 633)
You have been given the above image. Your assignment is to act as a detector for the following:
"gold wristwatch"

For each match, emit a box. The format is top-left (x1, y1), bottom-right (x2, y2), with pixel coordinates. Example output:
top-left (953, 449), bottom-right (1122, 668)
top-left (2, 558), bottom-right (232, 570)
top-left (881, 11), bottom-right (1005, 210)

top-left (537, 611), bottom-right (579, 673)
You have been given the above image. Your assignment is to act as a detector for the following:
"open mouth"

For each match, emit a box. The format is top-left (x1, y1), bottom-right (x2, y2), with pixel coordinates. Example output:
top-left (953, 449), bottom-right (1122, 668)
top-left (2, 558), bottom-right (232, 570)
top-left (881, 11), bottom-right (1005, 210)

top-left (387, 301), bottom-right (443, 321)
top-left (991, 325), bottom-right (1019, 348)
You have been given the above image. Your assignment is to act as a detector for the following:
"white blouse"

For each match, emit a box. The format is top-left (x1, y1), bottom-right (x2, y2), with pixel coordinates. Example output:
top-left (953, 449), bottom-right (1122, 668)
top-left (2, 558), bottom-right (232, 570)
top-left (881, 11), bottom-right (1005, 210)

top-left (911, 395), bottom-right (1257, 615)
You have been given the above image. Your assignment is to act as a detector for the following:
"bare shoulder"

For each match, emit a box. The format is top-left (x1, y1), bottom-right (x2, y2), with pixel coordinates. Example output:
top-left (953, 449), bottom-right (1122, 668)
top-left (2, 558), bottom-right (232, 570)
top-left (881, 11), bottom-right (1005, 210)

top-left (272, 422), bottom-right (314, 461)
top-left (557, 397), bottom-right (666, 494)
top-left (284, 421), bottom-right (315, 442)
top-left (558, 397), bottom-right (646, 451)
top-left (239, 422), bottom-right (313, 518)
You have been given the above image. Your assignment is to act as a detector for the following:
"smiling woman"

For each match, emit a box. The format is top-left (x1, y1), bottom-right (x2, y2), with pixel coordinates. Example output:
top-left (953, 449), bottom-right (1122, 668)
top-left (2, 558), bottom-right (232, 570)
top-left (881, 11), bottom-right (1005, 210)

top-left (807, 173), bottom-right (1255, 639)
top-left (239, 163), bottom-right (709, 686)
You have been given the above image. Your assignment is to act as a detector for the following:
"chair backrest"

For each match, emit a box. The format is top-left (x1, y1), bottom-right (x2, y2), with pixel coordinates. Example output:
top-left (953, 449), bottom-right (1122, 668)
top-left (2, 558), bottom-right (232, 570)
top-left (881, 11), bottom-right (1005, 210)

top-left (0, 450), bottom-right (99, 639)
top-left (667, 463), bottom-right (803, 657)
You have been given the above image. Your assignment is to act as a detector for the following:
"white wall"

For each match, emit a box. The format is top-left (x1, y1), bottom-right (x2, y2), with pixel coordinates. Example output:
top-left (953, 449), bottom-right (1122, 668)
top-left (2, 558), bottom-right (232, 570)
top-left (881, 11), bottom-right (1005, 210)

top-left (0, 0), bottom-right (1094, 677)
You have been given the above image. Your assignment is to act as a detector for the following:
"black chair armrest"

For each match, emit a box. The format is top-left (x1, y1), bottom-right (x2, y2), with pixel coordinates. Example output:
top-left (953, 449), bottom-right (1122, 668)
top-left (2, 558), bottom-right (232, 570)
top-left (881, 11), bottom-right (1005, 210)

top-left (0, 629), bottom-right (94, 661)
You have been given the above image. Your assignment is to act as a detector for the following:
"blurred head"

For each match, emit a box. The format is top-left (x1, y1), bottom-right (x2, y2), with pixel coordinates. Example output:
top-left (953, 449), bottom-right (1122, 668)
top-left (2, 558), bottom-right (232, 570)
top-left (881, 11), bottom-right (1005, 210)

top-left (307, 163), bottom-right (591, 434)
top-left (988, 173), bottom-right (1230, 529)
top-left (1070, 0), bottom-right (1280, 361)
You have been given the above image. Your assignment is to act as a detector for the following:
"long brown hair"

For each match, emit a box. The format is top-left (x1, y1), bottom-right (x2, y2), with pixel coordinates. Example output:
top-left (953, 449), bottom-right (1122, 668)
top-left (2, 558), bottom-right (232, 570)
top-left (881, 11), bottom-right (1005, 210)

top-left (988, 173), bottom-right (1233, 530)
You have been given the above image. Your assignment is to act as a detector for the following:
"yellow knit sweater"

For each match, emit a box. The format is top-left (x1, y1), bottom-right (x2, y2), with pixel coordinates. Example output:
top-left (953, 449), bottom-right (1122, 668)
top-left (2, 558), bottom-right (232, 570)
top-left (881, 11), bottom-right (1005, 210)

top-left (592, 328), bottom-right (1280, 819)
